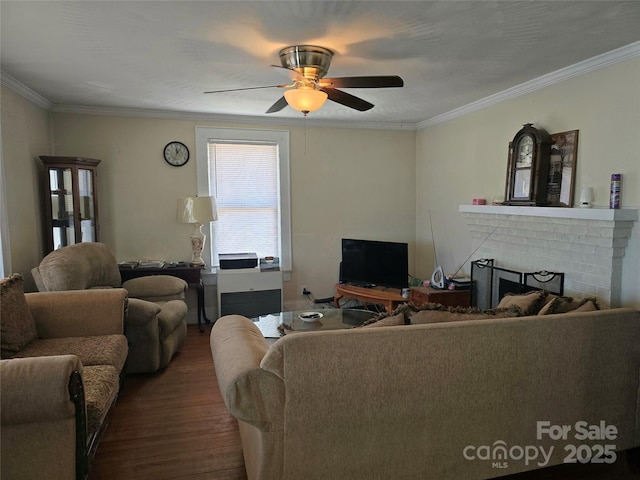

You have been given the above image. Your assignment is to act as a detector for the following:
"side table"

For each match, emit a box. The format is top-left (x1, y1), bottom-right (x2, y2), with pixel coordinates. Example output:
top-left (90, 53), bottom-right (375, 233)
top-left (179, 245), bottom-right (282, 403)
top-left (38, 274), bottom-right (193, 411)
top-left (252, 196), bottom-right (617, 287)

top-left (119, 265), bottom-right (212, 332)
top-left (410, 286), bottom-right (471, 308)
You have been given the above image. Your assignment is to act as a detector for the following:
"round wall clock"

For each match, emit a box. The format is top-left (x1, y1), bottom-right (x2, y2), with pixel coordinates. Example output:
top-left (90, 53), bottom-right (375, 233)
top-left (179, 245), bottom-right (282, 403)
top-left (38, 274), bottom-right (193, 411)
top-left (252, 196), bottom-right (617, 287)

top-left (163, 141), bottom-right (190, 167)
top-left (504, 123), bottom-right (551, 206)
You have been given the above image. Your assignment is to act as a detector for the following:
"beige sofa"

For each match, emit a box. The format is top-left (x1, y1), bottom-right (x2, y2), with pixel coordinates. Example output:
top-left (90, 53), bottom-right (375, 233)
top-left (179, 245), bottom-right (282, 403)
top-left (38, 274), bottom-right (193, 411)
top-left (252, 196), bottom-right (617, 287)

top-left (211, 307), bottom-right (640, 480)
top-left (32, 242), bottom-right (188, 373)
top-left (1, 274), bottom-right (129, 480)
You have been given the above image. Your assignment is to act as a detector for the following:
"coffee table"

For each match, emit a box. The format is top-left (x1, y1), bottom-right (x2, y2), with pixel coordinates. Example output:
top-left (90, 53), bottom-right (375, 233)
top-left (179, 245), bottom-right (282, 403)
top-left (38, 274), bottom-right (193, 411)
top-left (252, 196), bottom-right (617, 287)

top-left (251, 308), bottom-right (375, 338)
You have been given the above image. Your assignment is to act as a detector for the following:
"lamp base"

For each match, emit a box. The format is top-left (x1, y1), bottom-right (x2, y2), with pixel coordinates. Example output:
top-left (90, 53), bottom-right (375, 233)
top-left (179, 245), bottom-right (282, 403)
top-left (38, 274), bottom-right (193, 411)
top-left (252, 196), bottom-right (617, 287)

top-left (190, 223), bottom-right (207, 267)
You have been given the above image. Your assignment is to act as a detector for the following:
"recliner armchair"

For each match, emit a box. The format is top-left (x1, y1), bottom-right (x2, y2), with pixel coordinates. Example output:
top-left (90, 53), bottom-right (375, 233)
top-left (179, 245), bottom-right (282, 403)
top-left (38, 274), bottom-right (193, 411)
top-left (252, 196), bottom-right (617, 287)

top-left (32, 242), bottom-right (188, 373)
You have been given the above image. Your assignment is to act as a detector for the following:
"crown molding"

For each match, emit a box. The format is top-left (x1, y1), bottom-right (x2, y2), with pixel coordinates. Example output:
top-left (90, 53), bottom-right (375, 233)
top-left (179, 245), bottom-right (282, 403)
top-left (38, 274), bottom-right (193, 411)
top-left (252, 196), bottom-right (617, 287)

top-left (0, 71), bottom-right (52, 110)
top-left (417, 40), bottom-right (640, 129)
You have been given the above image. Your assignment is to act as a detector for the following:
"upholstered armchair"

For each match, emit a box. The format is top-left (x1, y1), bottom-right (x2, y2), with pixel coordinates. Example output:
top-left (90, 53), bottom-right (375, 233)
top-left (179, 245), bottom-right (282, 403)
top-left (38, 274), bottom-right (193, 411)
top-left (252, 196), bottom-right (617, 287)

top-left (1, 273), bottom-right (129, 480)
top-left (31, 242), bottom-right (188, 373)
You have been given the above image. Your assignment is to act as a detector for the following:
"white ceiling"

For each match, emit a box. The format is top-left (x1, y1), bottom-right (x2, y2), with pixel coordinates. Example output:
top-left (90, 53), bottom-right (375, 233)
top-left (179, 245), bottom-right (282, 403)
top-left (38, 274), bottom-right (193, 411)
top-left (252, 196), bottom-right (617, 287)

top-left (2, 1), bottom-right (640, 126)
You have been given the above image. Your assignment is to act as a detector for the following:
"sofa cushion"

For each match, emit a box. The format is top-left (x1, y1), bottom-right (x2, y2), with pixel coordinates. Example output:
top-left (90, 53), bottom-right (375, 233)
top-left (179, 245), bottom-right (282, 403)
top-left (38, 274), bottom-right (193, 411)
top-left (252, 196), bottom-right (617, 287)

top-left (14, 335), bottom-right (128, 371)
top-left (496, 290), bottom-right (548, 315)
top-left (1, 274), bottom-right (38, 358)
top-left (82, 364), bottom-right (120, 436)
top-left (408, 303), bottom-right (523, 325)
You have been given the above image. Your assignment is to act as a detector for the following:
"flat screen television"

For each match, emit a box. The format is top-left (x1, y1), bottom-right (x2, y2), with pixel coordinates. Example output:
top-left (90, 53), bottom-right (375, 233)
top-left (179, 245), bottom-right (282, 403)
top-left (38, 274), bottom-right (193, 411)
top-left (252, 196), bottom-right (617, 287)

top-left (340, 238), bottom-right (409, 289)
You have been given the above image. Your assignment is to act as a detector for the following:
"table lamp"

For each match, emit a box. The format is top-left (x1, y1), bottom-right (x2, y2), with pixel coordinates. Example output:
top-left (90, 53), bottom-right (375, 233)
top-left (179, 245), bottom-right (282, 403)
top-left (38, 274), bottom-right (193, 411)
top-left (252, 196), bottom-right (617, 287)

top-left (177, 196), bottom-right (218, 267)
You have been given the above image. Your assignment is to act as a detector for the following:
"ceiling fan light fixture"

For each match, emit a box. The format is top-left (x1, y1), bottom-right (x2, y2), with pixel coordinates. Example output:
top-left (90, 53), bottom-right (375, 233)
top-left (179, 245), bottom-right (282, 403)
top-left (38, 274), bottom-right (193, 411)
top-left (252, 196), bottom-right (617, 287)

top-left (284, 88), bottom-right (328, 115)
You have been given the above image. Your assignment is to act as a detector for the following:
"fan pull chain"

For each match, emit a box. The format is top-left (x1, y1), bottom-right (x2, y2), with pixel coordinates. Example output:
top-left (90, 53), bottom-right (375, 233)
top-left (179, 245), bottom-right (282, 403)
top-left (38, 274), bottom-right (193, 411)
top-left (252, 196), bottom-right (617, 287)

top-left (304, 117), bottom-right (308, 155)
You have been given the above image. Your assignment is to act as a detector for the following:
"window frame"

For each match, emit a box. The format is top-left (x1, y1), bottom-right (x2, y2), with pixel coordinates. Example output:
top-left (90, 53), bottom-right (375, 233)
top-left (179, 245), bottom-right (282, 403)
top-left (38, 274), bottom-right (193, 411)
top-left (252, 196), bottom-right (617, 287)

top-left (195, 126), bottom-right (291, 272)
top-left (0, 132), bottom-right (10, 278)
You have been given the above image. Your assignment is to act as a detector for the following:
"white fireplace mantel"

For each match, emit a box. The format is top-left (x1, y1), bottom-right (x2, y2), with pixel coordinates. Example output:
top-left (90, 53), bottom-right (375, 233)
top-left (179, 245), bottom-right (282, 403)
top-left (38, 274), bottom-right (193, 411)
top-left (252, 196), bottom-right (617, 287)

top-left (459, 204), bottom-right (638, 222)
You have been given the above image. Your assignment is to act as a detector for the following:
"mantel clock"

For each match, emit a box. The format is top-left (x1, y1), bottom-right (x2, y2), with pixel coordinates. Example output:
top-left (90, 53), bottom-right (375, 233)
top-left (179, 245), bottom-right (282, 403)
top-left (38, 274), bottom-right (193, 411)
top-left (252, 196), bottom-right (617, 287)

top-left (504, 123), bottom-right (551, 206)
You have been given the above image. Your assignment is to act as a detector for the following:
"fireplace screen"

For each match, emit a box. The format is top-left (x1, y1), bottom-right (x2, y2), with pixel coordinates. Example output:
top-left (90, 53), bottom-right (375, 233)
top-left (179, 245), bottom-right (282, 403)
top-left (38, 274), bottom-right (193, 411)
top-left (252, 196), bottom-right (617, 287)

top-left (523, 271), bottom-right (564, 296)
top-left (471, 259), bottom-right (564, 309)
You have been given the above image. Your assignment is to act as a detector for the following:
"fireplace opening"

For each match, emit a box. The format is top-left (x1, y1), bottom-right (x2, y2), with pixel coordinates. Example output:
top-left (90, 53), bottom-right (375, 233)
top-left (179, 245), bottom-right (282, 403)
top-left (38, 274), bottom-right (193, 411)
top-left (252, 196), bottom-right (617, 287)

top-left (471, 259), bottom-right (564, 309)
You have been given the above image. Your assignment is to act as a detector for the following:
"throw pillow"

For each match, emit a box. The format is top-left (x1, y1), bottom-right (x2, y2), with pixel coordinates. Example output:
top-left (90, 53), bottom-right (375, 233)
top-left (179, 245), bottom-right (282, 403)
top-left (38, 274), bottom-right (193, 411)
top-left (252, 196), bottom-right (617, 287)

top-left (1, 274), bottom-right (38, 358)
top-left (360, 313), bottom-right (405, 328)
top-left (536, 294), bottom-right (559, 315)
top-left (571, 298), bottom-right (600, 312)
top-left (496, 290), bottom-right (549, 315)
top-left (359, 304), bottom-right (413, 328)
top-left (407, 302), bottom-right (523, 325)
top-left (538, 296), bottom-right (573, 314)
top-left (539, 296), bottom-right (599, 315)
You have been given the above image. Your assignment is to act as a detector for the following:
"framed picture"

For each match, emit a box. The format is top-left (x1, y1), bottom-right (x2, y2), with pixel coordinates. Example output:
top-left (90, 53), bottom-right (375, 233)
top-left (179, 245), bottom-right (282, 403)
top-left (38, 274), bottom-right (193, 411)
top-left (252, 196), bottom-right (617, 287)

top-left (546, 130), bottom-right (579, 207)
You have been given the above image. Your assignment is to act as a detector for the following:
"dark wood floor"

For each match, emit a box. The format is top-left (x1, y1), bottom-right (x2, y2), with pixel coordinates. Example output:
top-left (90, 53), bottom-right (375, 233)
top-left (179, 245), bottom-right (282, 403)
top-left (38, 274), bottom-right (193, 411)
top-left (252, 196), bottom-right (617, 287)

top-left (89, 325), bottom-right (247, 480)
top-left (89, 325), bottom-right (639, 480)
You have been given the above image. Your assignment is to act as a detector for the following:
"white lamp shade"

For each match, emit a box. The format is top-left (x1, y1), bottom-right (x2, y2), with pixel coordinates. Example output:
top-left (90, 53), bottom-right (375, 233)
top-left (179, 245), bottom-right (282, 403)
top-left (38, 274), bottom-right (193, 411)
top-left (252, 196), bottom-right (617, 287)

top-left (177, 196), bottom-right (218, 224)
top-left (284, 88), bottom-right (328, 113)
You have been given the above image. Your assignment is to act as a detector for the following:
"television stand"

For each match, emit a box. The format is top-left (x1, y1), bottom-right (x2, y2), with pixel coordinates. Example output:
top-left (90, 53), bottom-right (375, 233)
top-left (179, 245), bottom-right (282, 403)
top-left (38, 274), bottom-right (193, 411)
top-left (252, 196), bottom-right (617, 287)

top-left (349, 282), bottom-right (376, 288)
top-left (334, 283), bottom-right (406, 313)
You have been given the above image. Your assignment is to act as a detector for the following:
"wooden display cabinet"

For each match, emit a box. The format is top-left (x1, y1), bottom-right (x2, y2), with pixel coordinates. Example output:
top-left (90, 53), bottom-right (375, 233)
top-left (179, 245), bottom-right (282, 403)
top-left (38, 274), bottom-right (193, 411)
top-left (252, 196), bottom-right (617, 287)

top-left (40, 156), bottom-right (101, 253)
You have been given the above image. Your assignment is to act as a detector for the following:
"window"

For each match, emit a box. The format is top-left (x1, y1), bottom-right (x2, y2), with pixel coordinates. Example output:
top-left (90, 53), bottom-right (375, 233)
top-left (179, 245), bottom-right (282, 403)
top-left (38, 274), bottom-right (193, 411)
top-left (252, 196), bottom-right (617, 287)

top-left (195, 127), bottom-right (291, 271)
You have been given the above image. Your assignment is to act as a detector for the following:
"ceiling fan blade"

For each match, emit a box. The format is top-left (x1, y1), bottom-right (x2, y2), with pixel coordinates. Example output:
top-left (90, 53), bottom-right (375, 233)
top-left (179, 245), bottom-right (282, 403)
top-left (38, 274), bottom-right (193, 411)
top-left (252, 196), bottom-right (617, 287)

top-left (266, 96), bottom-right (289, 114)
top-left (319, 76), bottom-right (404, 89)
top-left (321, 88), bottom-right (374, 111)
top-left (270, 65), bottom-right (306, 82)
top-left (204, 84), bottom-right (287, 94)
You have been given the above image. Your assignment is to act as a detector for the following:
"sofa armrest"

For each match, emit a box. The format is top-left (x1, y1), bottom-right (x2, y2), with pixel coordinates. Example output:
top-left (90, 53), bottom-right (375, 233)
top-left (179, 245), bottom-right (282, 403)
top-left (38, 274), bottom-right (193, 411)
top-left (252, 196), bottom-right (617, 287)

top-left (210, 316), bottom-right (284, 431)
top-left (123, 298), bottom-right (161, 373)
top-left (125, 297), bottom-right (161, 326)
top-left (27, 288), bottom-right (128, 339)
top-left (1, 355), bottom-right (81, 424)
top-left (1, 355), bottom-right (83, 480)
top-left (122, 275), bottom-right (187, 302)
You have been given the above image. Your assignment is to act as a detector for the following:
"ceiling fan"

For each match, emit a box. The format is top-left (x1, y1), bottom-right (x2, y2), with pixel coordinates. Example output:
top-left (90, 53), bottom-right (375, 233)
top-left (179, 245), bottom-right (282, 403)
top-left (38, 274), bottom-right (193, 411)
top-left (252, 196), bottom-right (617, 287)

top-left (204, 45), bottom-right (404, 116)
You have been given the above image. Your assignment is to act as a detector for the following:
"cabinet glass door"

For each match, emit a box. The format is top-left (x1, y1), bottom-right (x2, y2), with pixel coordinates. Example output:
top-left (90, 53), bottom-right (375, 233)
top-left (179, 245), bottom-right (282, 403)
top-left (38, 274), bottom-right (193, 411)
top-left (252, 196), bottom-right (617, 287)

top-left (41, 156), bottom-right (101, 253)
top-left (78, 168), bottom-right (96, 242)
top-left (49, 168), bottom-right (75, 249)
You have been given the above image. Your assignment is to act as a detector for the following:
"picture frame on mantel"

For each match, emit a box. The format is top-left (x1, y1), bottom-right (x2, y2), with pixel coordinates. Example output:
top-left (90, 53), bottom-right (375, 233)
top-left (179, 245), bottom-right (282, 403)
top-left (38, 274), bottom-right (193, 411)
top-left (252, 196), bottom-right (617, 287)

top-left (546, 130), bottom-right (579, 207)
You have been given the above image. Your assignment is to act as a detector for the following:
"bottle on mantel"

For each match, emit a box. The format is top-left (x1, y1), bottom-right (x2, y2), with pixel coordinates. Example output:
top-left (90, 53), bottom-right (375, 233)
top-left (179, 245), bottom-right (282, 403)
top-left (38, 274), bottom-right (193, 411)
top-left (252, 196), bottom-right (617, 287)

top-left (609, 173), bottom-right (622, 209)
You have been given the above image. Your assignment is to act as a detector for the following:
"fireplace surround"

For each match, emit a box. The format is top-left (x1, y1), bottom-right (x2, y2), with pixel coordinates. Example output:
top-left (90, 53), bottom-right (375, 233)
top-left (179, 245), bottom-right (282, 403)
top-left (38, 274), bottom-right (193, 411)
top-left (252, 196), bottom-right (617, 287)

top-left (460, 205), bottom-right (637, 307)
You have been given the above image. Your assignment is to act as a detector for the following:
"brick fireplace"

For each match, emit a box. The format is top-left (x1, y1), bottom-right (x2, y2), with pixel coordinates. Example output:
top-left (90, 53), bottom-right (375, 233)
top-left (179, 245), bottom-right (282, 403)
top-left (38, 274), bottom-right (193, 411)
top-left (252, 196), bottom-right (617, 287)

top-left (460, 205), bottom-right (638, 307)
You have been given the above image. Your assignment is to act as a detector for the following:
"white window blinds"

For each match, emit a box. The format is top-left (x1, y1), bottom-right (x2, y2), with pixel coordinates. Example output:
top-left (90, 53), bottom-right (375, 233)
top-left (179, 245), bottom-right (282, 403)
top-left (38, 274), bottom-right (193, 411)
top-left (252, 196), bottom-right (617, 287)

top-left (207, 141), bottom-right (281, 261)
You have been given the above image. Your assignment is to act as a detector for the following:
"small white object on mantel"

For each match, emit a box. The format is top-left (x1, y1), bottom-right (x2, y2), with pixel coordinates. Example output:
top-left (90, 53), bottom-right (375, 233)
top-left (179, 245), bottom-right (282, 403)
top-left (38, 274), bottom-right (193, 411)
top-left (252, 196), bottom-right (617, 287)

top-left (579, 187), bottom-right (593, 208)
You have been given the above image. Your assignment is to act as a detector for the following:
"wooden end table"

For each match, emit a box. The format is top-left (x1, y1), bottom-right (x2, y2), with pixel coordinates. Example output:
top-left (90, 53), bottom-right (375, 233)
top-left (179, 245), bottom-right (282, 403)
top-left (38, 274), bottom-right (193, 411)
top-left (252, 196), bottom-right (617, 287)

top-left (410, 286), bottom-right (471, 308)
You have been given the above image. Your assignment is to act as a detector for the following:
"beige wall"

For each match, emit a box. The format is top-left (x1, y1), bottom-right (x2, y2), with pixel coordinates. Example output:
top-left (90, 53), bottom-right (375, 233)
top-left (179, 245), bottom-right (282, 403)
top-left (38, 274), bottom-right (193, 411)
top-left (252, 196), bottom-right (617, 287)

top-left (50, 113), bottom-right (416, 316)
top-left (416, 57), bottom-right (640, 307)
top-left (4, 56), bottom-right (638, 311)
top-left (1, 86), bottom-right (53, 291)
